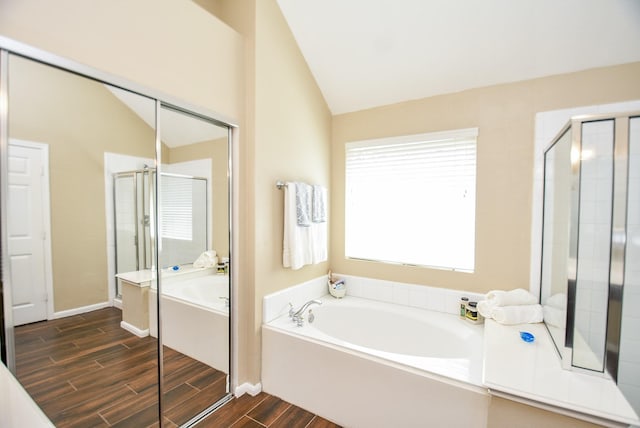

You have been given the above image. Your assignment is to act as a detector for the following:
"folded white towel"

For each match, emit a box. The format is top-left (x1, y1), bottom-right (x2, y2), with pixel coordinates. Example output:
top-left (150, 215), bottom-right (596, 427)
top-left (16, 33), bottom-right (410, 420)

top-left (543, 305), bottom-right (566, 329)
top-left (477, 300), bottom-right (494, 318)
top-left (193, 250), bottom-right (217, 268)
top-left (485, 289), bottom-right (537, 307)
top-left (478, 288), bottom-right (538, 319)
top-left (295, 182), bottom-right (312, 227)
top-left (491, 304), bottom-right (544, 325)
top-left (545, 293), bottom-right (567, 310)
top-left (312, 185), bottom-right (327, 223)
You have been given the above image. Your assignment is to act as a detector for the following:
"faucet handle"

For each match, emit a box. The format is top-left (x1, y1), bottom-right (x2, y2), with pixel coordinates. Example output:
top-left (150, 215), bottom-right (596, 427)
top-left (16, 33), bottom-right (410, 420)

top-left (288, 302), bottom-right (294, 319)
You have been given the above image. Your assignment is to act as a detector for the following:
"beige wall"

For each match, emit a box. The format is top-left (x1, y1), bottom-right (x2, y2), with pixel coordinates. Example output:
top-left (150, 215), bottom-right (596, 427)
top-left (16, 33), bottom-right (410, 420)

top-left (332, 62), bottom-right (640, 294)
top-left (0, 0), bottom-right (243, 122)
top-left (211, 0), bottom-right (332, 384)
top-left (167, 138), bottom-right (230, 258)
top-left (9, 56), bottom-right (156, 312)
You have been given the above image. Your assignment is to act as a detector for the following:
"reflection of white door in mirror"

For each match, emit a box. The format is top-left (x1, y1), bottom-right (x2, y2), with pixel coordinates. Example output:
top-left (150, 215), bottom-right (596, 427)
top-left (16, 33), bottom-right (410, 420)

top-left (8, 140), bottom-right (52, 325)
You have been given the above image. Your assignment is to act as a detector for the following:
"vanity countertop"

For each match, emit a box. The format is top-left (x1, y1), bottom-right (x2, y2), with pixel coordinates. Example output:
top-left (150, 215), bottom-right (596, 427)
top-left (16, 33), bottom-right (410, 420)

top-left (116, 269), bottom-right (155, 285)
top-left (116, 265), bottom-right (216, 286)
top-left (1, 363), bottom-right (54, 427)
top-left (483, 319), bottom-right (639, 427)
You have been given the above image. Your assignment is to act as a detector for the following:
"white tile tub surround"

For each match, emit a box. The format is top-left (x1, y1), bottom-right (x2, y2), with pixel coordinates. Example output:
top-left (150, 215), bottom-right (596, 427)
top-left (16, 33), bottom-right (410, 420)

top-left (262, 274), bottom-right (485, 323)
top-left (262, 275), bottom-right (328, 323)
top-left (338, 274), bottom-right (485, 315)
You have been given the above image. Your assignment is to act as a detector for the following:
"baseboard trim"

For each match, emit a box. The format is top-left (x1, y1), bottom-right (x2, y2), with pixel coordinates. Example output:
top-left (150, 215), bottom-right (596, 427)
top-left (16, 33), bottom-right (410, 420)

top-left (235, 382), bottom-right (262, 397)
top-left (120, 321), bottom-right (149, 338)
top-left (52, 301), bottom-right (111, 319)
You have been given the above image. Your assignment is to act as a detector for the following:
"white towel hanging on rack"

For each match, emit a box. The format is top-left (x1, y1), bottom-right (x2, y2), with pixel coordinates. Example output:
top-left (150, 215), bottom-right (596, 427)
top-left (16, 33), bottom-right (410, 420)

top-left (282, 181), bottom-right (327, 269)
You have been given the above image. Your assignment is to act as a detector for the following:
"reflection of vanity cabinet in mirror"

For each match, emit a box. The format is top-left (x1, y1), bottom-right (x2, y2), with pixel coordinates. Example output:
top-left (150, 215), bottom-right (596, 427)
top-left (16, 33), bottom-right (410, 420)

top-left (2, 41), bottom-right (233, 426)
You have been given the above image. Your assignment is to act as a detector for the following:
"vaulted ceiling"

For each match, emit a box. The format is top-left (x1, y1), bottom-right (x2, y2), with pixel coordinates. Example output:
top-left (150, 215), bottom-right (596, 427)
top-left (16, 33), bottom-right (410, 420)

top-left (276, 0), bottom-right (640, 114)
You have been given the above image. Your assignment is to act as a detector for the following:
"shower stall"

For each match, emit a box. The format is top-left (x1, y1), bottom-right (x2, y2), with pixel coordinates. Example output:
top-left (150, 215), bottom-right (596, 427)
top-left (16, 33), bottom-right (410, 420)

top-left (540, 111), bottom-right (640, 413)
top-left (113, 168), bottom-right (208, 297)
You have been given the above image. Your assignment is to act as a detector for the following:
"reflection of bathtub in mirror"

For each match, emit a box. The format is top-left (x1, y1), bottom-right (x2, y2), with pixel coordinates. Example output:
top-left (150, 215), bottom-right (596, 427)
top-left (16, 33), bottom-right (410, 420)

top-left (149, 272), bottom-right (229, 374)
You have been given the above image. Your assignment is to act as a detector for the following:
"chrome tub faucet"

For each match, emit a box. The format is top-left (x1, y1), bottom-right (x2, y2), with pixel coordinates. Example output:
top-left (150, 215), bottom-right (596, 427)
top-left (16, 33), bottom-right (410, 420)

top-left (289, 299), bottom-right (322, 326)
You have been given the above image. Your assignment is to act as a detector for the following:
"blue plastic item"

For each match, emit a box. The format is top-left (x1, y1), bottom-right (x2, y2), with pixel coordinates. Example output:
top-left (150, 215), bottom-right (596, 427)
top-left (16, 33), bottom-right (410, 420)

top-left (172, 265), bottom-right (180, 271)
top-left (519, 331), bottom-right (535, 343)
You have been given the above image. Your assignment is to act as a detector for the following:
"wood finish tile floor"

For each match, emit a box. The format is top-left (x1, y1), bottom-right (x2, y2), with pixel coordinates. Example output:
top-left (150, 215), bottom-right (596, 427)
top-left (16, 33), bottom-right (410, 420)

top-left (197, 393), bottom-right (341, 428)
top-left (14, 307), bottom-right (340, 428)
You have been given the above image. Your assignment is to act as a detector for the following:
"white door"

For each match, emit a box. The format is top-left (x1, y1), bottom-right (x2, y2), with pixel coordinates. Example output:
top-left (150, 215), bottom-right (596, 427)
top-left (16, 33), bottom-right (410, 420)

top-left (8, 141), bottom-right (50, 325)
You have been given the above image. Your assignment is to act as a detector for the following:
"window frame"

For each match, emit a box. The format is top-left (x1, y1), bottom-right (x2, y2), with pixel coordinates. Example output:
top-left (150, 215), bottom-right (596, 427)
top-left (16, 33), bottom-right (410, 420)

top-left (344, 127), bottom-right (478, 272)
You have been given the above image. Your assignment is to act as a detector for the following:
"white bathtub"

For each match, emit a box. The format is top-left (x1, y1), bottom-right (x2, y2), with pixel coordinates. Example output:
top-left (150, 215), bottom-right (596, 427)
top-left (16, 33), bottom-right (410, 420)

top-left (262, 295), bottom-right (489, 427)
top-left (149, 274), bottom-right (229, 373)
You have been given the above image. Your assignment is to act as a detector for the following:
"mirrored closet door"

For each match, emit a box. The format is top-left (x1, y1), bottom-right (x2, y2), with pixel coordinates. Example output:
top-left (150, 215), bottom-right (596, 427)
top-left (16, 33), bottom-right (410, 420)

top-left (1, 42), bottom-right (233, 427)
top-left (155, 105), bottom-right (231, 425)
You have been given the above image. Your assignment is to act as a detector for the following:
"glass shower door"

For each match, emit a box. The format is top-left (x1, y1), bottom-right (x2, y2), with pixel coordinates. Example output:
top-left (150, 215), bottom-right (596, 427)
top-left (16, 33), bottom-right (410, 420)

top-left (114, 173), bottom-right (138, 297)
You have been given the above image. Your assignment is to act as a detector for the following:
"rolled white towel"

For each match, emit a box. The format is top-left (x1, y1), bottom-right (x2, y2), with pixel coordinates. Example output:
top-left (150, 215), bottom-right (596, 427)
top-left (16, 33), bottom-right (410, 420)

top-left (193, 250), bottom-right (217, 268)
top-left (491, 304), bottom-right (544, 325)
top-left (477, 300), bottom-right (494, 318)
top-left (485, 289), bottom-right (537, 307)
top-left (543, 305), bottom-right (566, 329)
top-left (545, 293), bottom-right (567, 310)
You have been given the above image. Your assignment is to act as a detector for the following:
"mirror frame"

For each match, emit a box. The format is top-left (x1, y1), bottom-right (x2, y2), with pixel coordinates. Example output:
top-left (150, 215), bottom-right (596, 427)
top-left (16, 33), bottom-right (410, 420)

top-left (0, 35), bottom-right (236, 425)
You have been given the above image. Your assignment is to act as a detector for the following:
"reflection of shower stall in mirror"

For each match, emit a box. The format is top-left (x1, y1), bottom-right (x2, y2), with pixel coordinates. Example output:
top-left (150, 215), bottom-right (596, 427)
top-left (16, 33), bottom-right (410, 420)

top-left (113, 168), bottom-right (208, 297)
top-left (113, 168), bottom-right (153, 296)
top-left (540, 111), bottom-right (640, 414)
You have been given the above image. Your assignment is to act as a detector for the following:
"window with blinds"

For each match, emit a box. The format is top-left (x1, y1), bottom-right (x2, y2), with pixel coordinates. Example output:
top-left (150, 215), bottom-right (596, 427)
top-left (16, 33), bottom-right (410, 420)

top-left (345, 128), bottom-right (477, 271)
top-left (160, 175), bottom-right (193, 241)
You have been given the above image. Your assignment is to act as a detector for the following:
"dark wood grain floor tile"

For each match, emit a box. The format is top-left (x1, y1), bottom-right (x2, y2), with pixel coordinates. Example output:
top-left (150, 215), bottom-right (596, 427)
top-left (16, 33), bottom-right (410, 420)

top-left (247, 394), bottom-right (291, 426)
top-left (163, 382), bottom-right (200, 410)
top-left (99, 385), bottom-right (159, 425)
top-left (162, 358), bottom-right (208, 391)
top-left (306, 415), bottom-right (343, 428)
top-left (68, 356), bottom-right (157, 391)
top-left (163, 376), bottom-right (228, 425)
top-left (20, 360), bottom-right (103, 391)
top-left (230, 415), bottom-right (267, 428)
top-left (46, 383), bottom-right (137, 424)
top-left (110, 402), bottom-right (160, 428)
top-left (270, 404), bottom-right (315, 428)
top-left (192, 392), bottom-right (268, 427)
top-left (187, 366), bottom-right (226, 391)
top-left (54, 412), bottom-right (109, 428)
top-left (28, 379), bottom-right (77, 402)
top-left (125, 365), bottom-right (161, 394)
top-left (94, 342), bottom-right (157, 368)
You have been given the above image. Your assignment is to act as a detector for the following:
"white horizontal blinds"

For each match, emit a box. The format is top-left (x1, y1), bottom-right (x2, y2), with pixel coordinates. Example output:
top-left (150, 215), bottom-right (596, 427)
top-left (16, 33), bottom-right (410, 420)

top-left (345, 129), bottom-right (477, 271)
top-left (160, 175), bottom-right (193, 241)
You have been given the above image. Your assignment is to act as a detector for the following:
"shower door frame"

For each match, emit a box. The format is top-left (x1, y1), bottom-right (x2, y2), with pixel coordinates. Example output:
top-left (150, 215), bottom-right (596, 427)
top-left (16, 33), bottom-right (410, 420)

top-left (540, 111), bottom-right (639, 379)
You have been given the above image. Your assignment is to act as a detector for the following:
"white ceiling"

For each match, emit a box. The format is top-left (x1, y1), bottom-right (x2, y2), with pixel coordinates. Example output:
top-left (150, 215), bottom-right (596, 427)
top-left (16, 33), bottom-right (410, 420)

top-left (276, 0), bottom-right (640, 115)
top-left (106, 86), bottom-right (227, 148)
